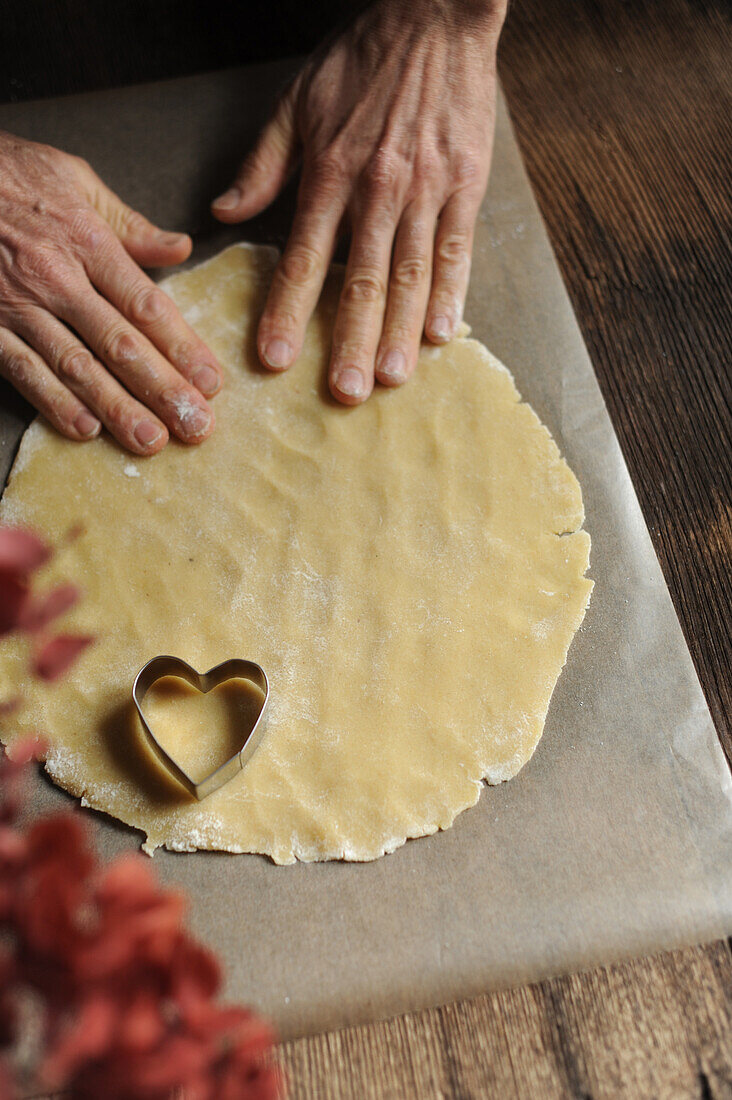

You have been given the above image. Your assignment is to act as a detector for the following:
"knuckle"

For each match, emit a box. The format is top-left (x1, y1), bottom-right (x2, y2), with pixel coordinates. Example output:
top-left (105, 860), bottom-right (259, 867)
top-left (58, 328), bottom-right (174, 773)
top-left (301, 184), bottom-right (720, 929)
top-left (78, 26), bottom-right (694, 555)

top-left (362, 150), bottom-right (399, 196)
top-left (279, 244), bottom-right (320, 287)
top-left (16, 245), bottom-right (65, 292)
top-left (53, 417), bottom-right (77, 439)
top-left (2, 351), bottom-right (35, 385)
top-left (47, 392), bottom-right (75, 426)
top-left (128, 285), bottom-right (169, 327)
top-left (251, 125), bottom-right (287, 175)
top-left (167, 341), bottom-right (199, 370)
top-left (310, 151), bottom-right (346, 194)
top-left (452, 150), bottom-right (483, 187)
top-left (103, 328), bottom-right (139, 364)
top-left (343, 271), bottom-right (386, 305)
top-left (332, 338), bottom-right (371, 364)
top-left (123, 209), bottom-right (150, 236)
top-left (160, 383), bottom-right (189, 409)
top-left (260, 306), bottom-right (298, 338)
top-left (57, 347), bottom-right (95, 385)
top-left (382, 321), bottom-right (413, 345)
top-left (105, 393), bottom-right (136, 429)
top-left (36, 143), bottom-right (69, 171)
top-left (392, 256), bottom-right (428, 289)
top-left (69, 211), bottom-right (107, 252)
top-left (436, 230), bottom-right (470, 267)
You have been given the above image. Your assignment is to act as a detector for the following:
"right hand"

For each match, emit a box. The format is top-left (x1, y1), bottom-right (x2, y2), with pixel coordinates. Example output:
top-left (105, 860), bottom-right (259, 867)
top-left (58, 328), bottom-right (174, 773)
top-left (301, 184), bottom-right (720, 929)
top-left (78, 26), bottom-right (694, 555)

top-left (0, 131), bottom-right (223, 454)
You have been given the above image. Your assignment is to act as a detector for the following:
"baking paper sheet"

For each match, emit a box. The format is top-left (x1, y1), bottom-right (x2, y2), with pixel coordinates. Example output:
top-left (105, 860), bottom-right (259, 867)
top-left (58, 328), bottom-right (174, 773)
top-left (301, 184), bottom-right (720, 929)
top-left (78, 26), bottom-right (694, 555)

top-left (1, 62), bottom-right (730, 1040)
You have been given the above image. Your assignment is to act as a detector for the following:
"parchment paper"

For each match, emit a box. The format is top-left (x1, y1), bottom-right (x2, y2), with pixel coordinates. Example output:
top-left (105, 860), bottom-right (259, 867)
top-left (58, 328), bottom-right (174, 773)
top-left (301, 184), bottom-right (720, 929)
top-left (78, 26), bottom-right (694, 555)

top-left (1, 62), bottom-right (730, 1041)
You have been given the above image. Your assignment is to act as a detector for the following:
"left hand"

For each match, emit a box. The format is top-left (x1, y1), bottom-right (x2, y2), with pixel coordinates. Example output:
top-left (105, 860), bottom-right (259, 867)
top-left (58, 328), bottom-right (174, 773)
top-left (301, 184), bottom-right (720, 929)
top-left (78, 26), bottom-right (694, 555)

top-left (212, 0), bottom-right (507, 404)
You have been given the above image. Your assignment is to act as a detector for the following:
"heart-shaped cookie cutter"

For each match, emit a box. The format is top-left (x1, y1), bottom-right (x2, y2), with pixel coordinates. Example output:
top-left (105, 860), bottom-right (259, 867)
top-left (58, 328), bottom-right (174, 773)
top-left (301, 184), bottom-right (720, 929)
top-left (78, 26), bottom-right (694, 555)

top-left (133, 655), bottom-right (269, 800)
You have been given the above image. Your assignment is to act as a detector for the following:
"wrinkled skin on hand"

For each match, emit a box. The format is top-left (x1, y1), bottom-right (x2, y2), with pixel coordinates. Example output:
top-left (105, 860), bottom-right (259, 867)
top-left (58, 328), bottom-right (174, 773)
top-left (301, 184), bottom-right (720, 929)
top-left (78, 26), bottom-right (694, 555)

top-left (213, 0), bottom-right (507, 404)
top-left (0, 134), bottom-right (222, 453)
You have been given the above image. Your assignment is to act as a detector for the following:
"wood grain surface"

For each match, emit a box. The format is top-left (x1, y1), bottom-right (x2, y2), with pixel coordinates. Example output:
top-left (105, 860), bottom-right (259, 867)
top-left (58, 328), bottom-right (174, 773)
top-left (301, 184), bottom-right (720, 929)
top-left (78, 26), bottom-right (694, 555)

top-left (283, 1), bottom-right (732, 1096)
top-left (3, 0), bottom-right (730, 1096)
top-left (282, 942), bottom-right (732, 1098)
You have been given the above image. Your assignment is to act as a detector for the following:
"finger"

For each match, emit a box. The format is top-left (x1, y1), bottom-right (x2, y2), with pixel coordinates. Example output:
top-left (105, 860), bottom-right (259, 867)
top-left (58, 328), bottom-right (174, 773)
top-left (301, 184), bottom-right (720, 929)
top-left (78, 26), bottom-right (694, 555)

top-left (375, 199), bottom-right (437, 387)
top-left (83, 233), bottom-right (223, 397)
top-left (425, 189), bottom-right (481, 344)
top-left (14, 308), bottom-right (170, 456)
top-left (57, 279), bottom-right (215, 446)
top-left (329, 205), bottom-right (396, 405)
top-left (0, 325), bottom-right (101, 442)
top-left (212, 82), bottom-right (299, 223)
top-left (257, 166), bottom-right (345, 372)
top-left (69, 156), bottom-right (192, 268)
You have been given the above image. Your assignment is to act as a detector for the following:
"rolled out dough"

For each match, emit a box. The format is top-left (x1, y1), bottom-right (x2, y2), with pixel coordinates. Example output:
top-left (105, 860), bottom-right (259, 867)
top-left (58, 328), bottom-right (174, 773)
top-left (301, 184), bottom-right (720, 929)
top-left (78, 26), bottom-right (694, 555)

top-left (0, 244), bottom-right (592, 863)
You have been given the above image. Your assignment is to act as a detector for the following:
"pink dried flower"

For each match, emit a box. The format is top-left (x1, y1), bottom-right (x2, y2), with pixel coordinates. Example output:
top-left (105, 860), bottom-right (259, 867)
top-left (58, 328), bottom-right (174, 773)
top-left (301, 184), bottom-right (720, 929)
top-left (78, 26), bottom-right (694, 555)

top-left (0, 527), bottom-right (92, 683)
top-left (19, 583), bottom-right (80, 633)
top-left (0, 527), bottom-right (50, 574)
top-left (32, 634), bottom-right (94, 682)
top-left (1, 752), bottom-right (282, 1099)
top-left (0, 573), bottom-right (29, 638)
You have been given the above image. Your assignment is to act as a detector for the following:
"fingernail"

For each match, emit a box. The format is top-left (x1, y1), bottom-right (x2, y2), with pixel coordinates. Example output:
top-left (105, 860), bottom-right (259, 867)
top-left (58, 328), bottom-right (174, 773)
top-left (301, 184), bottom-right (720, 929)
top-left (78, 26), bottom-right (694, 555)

top-left (134, 420), bottom-right (165, 448)
top-left (430, 315), bottom-right (452, 342)
top-left (193, 364), bottom-right (221, 395)
top-left (378, 350), bottom-right (407, 385)
top-left (157, 230), bottom-right (188, 246)
top-left (173, 395), bottom-right (212, 439)
top-left (263, 339), bottom-right (293, 370)
top-left (212, 187), bottom-right (241, 211)
top-left (334, 368), bottom-right (366, 398)
top-left (75, 410), bottom-right (101, 438)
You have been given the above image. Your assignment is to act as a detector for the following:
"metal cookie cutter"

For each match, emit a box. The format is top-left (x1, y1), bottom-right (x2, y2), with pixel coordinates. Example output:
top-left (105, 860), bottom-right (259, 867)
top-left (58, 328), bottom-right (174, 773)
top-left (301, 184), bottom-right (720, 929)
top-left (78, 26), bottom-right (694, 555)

top-left (133, 655), bottom-right (269, 800)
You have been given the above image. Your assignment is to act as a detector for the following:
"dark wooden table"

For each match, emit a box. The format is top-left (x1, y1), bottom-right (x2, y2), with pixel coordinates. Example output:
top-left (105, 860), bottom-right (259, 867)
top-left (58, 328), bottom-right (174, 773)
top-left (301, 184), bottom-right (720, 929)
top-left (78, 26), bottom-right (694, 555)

top-left (3, 1), bottom-right (730, 1096)
top-left (279, 1), bottom-right (732, 1095)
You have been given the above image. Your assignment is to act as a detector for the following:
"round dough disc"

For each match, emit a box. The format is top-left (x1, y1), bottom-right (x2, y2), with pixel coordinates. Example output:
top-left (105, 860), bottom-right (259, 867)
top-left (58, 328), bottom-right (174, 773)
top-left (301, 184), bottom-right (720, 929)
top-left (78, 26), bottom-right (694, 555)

top-left (0, 244), bottom-right (592, 863)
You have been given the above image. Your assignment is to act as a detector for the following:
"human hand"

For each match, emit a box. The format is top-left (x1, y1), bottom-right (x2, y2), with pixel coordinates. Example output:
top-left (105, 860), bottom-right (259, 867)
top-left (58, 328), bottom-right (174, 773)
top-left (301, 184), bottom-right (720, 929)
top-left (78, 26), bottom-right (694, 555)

top-left (212, 0), bottom-right (506, 404)
top-left (0, 133), bottom-right (223, 453)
